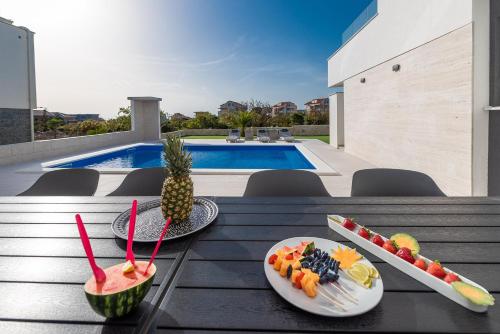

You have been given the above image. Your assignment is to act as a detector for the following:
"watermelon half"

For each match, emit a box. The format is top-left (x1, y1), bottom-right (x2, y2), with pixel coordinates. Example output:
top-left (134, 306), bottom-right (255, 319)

top-left (84, 260), bottom-right (156, 318)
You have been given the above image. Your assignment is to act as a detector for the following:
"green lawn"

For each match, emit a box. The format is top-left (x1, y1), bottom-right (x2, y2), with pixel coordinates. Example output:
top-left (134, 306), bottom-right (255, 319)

top-left (182, 135), bottom-right (329, 144)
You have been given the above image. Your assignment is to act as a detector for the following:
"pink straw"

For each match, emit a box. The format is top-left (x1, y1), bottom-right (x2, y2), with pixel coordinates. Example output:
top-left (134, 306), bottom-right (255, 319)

top-left (125, 200), bottom-right (138, 265)
top-left (145, 217), bottom-right (172, 274)
top-left (75, 214), bottom-right (106, 283)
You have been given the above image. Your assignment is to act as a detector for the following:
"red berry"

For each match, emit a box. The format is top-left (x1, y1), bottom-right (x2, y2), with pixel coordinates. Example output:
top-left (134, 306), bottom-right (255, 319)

top-left (444, 272), bottom-right (461, 284)
top-left (396, 247), bottom-right (415, 264)
top-left (414, 259), bottom-right (427, 270)
top-left (358, 227), bottom-right (371, 240)
top-left (427, 260), bottom-right (447, 279)
top-left (382, 240), bottom-right (397, 254)
top-left (285, 254), bottom-right (293, 260)
top-left (268, 254), bottom-right (278, 264)
top-left (295, 272), bottom-right (305, 289)
top-left (371, 234), bottom-right (384, 247)
top-left (342, 218), bottom-right (356, 231)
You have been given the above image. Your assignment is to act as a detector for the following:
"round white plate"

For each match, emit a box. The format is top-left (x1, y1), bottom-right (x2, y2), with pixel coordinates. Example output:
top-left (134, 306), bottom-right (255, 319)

top-left (264, 237), bottom-right (384, 317)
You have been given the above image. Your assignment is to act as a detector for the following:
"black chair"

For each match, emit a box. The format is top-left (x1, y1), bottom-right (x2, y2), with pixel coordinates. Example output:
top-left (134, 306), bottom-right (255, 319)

top-left (351, 168), bottom-right (446, 197)
top-left (17, 169), bottom-right (99, 196)
top-left (243, 170), bottom-right (330, 197)
top-left (107, 168), bottom-right (167, 196)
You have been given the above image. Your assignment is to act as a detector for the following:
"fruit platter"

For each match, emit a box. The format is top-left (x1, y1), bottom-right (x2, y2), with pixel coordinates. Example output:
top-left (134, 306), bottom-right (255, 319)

top-left (264, 237), bottom-right (384, 317)
top-left (328, 215), bottom-right (495, 313)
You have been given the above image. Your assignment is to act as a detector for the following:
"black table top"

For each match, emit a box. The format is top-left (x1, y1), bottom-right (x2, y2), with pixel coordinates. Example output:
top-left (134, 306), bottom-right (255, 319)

top-left (0, 196), bottom-right (498, 334)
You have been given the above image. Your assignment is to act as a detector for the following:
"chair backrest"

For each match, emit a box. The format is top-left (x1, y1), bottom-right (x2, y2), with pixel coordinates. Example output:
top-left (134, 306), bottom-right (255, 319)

top-left (17, 169), bottom-right (99, 196)
top-left (351, 168), bottom-right (446, 197)
top-left (243, 170), bottom-right (330, 197)
top-left (257, 129), bottom-right (267, 135)
top-left (280, 129), bottom-right (290, 134)
top-left (230, 129), bottom-right (240, 135)
top-left (107, 168), bottom-right (167, 196)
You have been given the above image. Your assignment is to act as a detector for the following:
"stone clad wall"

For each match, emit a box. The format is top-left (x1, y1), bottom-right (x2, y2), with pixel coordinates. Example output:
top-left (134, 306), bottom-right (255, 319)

top-left (0, 108), bottom-right (31, 144)
top-left (343, 24), bottom-right (473, 195)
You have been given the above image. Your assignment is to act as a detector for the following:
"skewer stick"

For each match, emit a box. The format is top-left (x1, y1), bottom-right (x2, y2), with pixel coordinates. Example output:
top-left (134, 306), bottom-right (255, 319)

top-left (319, 285), bottom-right (344, 305)
top-left (318, 288), bottom-right (347, 312)
top-left (329, 282), bottom-right (358, 304)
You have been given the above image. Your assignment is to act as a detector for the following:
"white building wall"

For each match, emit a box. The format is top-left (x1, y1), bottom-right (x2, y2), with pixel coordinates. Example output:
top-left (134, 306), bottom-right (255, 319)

top-left (343, 25), bottom-right (473, 195)
top-left (328, 0), bottom-right (474, 86)
top-left (329, 93), bottom-right (344, 148)
top-left (0, 18), bottom-right (36, 110)
top-left (328, 0), bottom-right (490, 195)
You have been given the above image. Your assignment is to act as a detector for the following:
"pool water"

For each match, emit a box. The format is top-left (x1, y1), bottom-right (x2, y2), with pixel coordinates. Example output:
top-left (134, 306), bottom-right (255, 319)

top-left (53, 145), bottom-right (316, 170)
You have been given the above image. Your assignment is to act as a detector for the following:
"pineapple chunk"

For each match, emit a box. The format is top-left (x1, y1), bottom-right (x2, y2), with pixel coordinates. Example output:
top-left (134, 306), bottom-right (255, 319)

top-left (273, 256), bottom-right (283, 271)
top-left (122, 260), bottom-right (135, 273)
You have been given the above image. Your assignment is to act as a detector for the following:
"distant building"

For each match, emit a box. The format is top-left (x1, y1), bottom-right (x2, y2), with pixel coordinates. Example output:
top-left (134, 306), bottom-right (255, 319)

top-left (272, 102), bottom-right (297, 116)
top-left (33, 108), bottom-right (54, 120)
top-left (33, 109), bottom-right (101, 124)
top-left (218, 101), bottom-right (246, 117)
top-left (0, 17), bottom-right (36, 144)
top-left (305, 98), bottom-right (329, 114)
top-left (52, 112), bottom-right (77, 123)
top-left (74, 114), bottom-right (101, 122)
top-left (170, 113), bottom-right (191, 121)
top-left (194, 111), bottom-right (210, 118)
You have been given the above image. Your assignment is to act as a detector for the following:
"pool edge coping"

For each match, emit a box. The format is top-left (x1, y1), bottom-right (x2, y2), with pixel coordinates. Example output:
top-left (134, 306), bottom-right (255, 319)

top-left (17, 140), bottom-right (340, 176)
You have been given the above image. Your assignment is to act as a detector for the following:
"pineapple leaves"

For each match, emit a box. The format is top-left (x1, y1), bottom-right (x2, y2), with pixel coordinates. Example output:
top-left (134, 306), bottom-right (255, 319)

top-left (163, 135), bottom-right (192, 177)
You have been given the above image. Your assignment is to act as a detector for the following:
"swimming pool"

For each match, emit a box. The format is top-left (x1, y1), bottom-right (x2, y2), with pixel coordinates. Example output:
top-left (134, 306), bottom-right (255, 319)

top-left (51, 144), bottom-right (316, 170)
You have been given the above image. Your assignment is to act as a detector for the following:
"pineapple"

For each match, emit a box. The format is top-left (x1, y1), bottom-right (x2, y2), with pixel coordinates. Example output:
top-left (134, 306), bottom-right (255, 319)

top-left (161, 135), bottom-right (194, 224)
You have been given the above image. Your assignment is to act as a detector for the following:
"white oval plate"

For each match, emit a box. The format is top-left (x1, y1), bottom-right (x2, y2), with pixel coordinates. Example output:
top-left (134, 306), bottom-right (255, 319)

top-left (264, 237), bottom-right (384, 317)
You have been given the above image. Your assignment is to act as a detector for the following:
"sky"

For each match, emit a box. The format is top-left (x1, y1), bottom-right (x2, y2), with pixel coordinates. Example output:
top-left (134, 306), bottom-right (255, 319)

top-left (0, 0), bottom-right (372, 119)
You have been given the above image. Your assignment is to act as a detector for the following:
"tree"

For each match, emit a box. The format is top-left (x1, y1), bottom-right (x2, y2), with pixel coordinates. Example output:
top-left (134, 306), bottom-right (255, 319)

top-left (46, 118), bottom-right (64, 138)
top-left (306, 111), bottom-right (329, 125)
top-left (118, 107), bottom-right (130, 116)
top-left (244, 99), bottom-right (272, 127)
top-left (231, 111), bottom-right (254, 134)
top-left (290, 112), bottom-right (305, 125)
top-left (269, 113), bottom-right (291, 127)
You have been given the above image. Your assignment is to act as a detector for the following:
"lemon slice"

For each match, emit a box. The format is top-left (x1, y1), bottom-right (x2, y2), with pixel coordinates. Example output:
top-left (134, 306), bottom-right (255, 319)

top-left (363, 279), bottom-right (372, 289)
top-left (347, 263), bottom-right (370, 282)
top-left (369, 267), bottom-right (379, 279)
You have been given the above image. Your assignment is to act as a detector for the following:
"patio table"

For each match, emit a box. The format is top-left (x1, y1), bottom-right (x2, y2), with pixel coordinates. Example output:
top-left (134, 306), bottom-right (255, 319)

top-left (0, 196), bottom-right (499, 333)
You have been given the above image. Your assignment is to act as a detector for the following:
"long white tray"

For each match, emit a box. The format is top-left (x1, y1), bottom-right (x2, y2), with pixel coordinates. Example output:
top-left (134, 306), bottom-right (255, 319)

top-left (327, 215), bottom-right (490, 313)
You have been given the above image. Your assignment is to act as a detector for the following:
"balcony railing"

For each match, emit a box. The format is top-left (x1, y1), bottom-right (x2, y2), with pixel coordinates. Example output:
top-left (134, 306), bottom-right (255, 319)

top-left (341, 0), bottom-right (378, 44)
top-left (330, 0), bottom-right (378, 58)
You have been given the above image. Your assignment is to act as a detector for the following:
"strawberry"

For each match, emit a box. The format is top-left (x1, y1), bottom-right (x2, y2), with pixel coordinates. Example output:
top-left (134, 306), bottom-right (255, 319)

top-left (371, 234), bottom-right (384, 247)
top-left (396, 247), bottom-right (415, 264)
top-left (414, 258), bottom-right (427, 270)
top-left (342, 218), bottom-right (356, 231)
top-left (268, 254), bottom-right (278, 264)
top-left (444, 272), bottom-right (461, 284)
top-left (382, 240), bottom-right (397, 254)
top-left (427, 260), bottom-right (446, 279)
top-left (358, 227), bottom-right (371, 240)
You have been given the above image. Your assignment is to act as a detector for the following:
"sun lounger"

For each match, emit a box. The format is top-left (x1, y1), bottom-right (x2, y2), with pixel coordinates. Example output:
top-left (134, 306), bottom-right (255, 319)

top-left (226, 129), bottom-right (241, 143)
top-left (257, 129), bottom-right (270, 143)
top-left (279, 128), bottom-right (295, 142)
